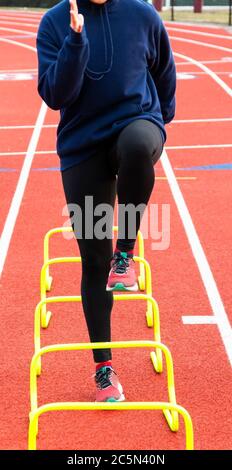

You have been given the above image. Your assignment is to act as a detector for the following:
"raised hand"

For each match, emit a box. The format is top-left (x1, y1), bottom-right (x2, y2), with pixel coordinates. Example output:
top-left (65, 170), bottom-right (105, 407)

top-left (70, 0), bottom-right (84, 33)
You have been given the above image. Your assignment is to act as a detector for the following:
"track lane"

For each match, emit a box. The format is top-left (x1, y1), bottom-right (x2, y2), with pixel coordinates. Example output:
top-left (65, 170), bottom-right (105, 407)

top-left (0, 14), bottom-right (231, 450)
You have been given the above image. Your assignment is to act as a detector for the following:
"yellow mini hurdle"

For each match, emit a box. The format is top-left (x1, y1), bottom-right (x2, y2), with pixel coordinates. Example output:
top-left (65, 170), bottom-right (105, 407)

top-left (43, 226), bottom-right (153, 325)
top-left (29, 341), bottom-right (194, 450)
top-left (40, 255), bottom-right (155, 331)
top-left (34, 292), bottom-right (162, 375)
top-left (29, 400), bottom-right (193, 450)
top-left (27, 226), bottom-right (194, 450)
top-left (44, 226), bottom-right (146, 291)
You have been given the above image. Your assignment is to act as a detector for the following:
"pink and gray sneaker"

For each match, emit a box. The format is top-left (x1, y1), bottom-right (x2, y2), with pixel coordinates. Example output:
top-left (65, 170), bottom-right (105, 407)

top-left (95, 366), bottom-right (125, 402)
top-left (106, 251), bottom-right (138, 292)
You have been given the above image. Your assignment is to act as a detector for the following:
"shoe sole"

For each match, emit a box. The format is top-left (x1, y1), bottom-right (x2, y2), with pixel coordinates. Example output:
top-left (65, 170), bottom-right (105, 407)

top-left (106, 394), bottom-right (126, 402)
top-left (106, 282), bottom-right (138, 292)
top-left (95, 394), bottom-right (126, 403)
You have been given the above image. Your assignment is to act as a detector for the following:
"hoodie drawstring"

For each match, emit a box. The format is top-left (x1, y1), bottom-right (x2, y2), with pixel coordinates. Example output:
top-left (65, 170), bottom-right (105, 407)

top-left (85, 4), bottom-right (114, 80)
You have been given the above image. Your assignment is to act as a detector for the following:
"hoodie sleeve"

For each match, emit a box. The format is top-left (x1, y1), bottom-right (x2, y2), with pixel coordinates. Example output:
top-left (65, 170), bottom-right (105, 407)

top-left (36, 15), bottom-right (89, 110)
top-left (149, 17), bottom-right (176, 124)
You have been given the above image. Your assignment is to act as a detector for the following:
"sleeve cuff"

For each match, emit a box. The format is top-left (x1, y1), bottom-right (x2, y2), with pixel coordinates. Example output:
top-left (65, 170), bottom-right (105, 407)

top-left (69, 26), bottom-right (88, 45)
top-left (163, 115), bottom-right (175, 124)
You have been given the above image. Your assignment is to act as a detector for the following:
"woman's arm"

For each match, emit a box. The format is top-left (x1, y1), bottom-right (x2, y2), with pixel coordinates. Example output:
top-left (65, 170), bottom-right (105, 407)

top-left (37, 0), bottom-right (89, 110)
top-left (149, 18), bottom-right (176, 124)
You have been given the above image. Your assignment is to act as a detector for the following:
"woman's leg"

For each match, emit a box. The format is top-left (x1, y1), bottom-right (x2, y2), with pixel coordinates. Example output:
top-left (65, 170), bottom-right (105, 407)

top-left (61, 150), bottom-right (116, 363)
top-left (109, 119), bottom-right (163, 252)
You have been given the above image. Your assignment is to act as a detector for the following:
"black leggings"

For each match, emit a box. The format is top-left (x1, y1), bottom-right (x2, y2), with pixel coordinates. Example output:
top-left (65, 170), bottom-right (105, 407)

top-left (61, 119), bottom-right (163, 362)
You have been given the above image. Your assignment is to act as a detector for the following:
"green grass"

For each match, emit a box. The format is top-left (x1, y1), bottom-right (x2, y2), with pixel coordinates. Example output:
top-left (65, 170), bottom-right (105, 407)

top-left (160, 9), bottom-right (231, 25)
top-left (0, 7), bottom-right (46, 11)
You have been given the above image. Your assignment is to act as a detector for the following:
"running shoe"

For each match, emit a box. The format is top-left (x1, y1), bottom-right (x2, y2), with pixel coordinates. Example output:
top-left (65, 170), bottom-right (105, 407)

top-left (106, 251), bottom-right (138, 291)
top-left (95, 366), bottom-right (125, 402)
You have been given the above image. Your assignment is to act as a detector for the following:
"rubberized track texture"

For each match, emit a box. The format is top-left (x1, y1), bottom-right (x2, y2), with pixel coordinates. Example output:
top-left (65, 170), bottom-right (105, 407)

top-left (0, 9), bottom-right (231, 450)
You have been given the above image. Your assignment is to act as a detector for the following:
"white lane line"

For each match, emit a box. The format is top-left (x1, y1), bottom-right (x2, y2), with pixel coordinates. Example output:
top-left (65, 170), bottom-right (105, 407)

top-left (174, 51), bottom-right (232, 97)
top-left (0, 124), bottom-right (55, 130)
top-left (0, 101), bottom-right (47, 278)
top-left (172, 118), bottom-right (232, 123)
top-left (0, 68), bottom-right (37, 74)
top-left (167, 26), bottom-right (232, 41)
top-left (0, 15), bottom-right (40, 23)
top-left (4, 146), bottom-right (232, 155)
top-left (166, 144), bottom-right (232, 150)
top-left (161, 149), bottom-right (232, 366)
top-left (171, 47), bottom-right (232, 364)
top-left (1, 119), bottom-right (232, 129)
top-left (2, 145), bottom-right (231, 156)
top-left (0, 150), bottom-right (56, 156)
top-left (0, 20), bottom-right (38, 28)
top-left (182, 316), bottom-right (218, 324)
top-left (177, 71), bottom-right (232, 75)
top-left (1, 144), bottom-right (232, 156)
top-left (176, 59), bottom-right (232, 65)
top-left (170, 36), bottom-right (232, 54)
top-left (0, 37), bottom-right (37, 52)
top-left (165, 20), bottom-right (225, 30)
top-left (0, 36), bottom-right (47, 278)
top-left (0, 26), bottom-right (36, 35)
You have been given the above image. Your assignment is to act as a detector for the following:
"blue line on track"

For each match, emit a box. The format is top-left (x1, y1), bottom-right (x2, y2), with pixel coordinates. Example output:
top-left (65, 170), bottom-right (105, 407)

top-left (10, 164), bottom-right (232, 173)
top-left (0, 168), bottom-right (17, 172)
top-left (33, 167), bottom-right (60, 171)
top-left (2, 164), bottom-right (231, 173)
top-left (175, 163), bottom-right (232, 171)
top-left (0, 167), bottom-right (60, 172)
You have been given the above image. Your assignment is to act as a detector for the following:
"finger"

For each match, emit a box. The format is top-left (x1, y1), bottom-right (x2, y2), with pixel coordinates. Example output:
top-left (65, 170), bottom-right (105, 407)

top-left (75, 16), bottom-right (83, 34)
top-left (70, 11), bottom-right (83, 33)
top-left (70, 0), bottom-right (78, 13)
top-left (70, 11), bottom-right (78, 29)
top-left (78, 14), bottom-right (84, 30)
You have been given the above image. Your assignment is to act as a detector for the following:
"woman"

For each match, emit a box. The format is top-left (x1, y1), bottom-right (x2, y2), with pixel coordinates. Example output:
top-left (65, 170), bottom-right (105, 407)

top-left (37, 0), bottom-right (176, 402)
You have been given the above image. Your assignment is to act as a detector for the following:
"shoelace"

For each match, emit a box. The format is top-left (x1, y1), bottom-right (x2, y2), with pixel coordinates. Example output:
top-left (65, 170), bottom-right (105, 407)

top-left (95, 367), bottom-right (114, 390)
top-left (112, 253), bottom-right (131, 274)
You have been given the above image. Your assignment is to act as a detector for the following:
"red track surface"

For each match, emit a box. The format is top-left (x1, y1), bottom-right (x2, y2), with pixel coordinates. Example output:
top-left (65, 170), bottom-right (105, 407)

top-left (0, 9), bottom-right (232, 450)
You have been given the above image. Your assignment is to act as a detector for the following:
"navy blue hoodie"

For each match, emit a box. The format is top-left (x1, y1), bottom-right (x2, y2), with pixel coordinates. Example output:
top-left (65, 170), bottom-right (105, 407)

top-left (37, 0), bottom-right (176, 171)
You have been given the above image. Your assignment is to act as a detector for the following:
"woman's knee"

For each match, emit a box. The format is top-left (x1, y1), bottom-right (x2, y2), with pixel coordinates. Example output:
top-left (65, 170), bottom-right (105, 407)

top-left (117, 120), bottom-right (163, 168)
